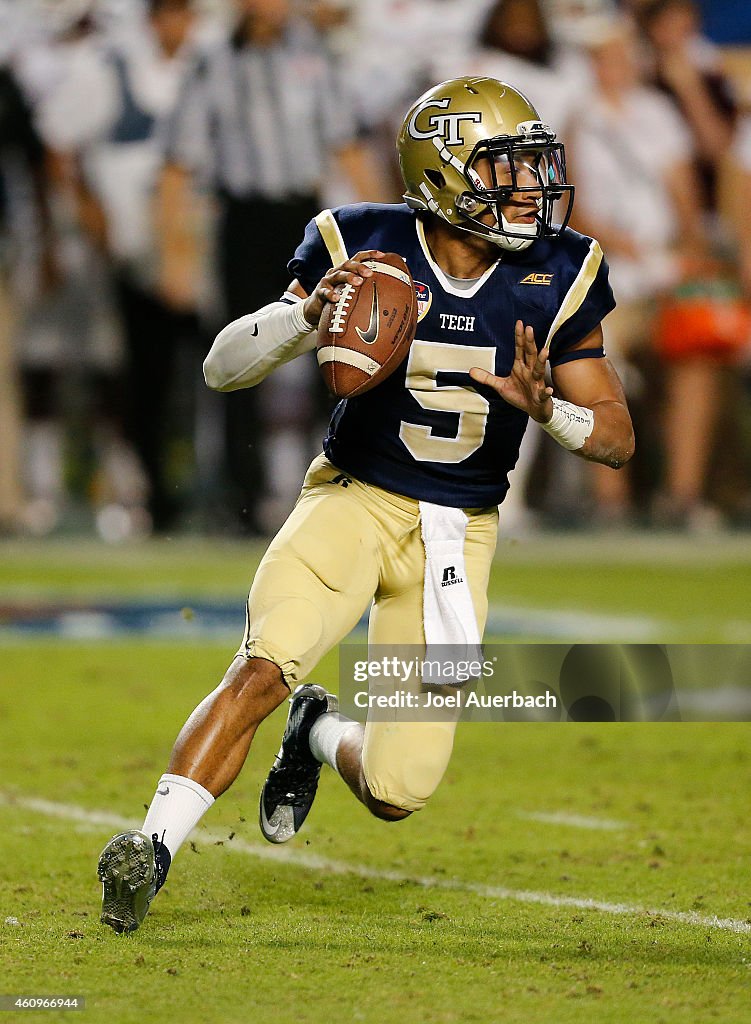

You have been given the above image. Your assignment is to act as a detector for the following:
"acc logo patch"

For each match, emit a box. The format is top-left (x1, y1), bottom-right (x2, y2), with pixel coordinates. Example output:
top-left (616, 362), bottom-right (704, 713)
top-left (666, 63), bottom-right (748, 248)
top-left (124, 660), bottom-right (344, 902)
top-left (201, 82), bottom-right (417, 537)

top-left (520, 273), bottom-right (554, 286)
top-left (414, 281), bottom-right (432, 322)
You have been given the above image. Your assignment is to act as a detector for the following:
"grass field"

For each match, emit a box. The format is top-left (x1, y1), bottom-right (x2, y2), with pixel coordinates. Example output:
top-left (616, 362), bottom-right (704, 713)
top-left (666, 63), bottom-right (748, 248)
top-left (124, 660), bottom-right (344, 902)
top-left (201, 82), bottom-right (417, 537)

top-left (1, 537), bottom-right (750, 1023)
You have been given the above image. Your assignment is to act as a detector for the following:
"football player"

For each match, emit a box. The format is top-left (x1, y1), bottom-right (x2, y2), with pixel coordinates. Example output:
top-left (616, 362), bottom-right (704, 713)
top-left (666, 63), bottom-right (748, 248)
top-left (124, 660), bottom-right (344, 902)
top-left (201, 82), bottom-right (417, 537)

top-left (98, 77), bottom-right (634, 932)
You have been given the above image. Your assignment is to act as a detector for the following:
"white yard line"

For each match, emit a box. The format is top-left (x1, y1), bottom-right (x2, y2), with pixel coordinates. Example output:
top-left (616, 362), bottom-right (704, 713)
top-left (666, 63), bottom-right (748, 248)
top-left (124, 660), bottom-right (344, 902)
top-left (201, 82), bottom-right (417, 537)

top-left (517, 810), bottom-right (629, 831)
top-left (3, 793), bottom-right (749, 936)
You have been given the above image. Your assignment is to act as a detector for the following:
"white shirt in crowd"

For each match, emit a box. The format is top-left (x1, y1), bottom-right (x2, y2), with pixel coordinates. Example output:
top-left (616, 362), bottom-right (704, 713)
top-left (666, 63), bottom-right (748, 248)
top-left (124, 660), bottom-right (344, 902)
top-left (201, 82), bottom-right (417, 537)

top-left (34, 17), bottom-right (217, 276)
top-left (333, 0), bottom-right (495, 130)
top-left (571, 86), bottom-right (694, 302)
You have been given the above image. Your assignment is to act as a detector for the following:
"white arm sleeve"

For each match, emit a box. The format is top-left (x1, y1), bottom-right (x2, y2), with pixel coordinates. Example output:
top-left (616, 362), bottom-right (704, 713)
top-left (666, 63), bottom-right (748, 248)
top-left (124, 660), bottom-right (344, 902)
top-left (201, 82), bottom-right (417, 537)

top-left (203, 296), bottom-right (316, 392)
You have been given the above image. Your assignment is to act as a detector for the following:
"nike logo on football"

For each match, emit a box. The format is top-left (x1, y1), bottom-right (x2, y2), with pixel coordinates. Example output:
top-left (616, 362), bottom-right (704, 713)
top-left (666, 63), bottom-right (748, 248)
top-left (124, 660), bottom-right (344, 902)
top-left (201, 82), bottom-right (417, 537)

top-left (355, 286), bottom-right (379, 345)
top-left (250, 323), bottom-right (259, 336)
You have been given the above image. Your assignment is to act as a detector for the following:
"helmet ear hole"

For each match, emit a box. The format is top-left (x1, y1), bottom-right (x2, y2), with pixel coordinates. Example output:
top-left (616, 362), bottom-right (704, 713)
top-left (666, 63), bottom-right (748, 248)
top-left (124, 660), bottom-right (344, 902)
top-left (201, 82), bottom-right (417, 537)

top-left (424, 168), bottom-right (445, 189)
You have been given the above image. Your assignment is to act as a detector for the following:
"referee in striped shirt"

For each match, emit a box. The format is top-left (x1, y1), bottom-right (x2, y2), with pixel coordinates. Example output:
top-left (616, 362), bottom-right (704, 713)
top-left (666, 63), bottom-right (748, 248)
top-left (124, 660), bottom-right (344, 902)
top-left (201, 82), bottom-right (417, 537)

top-left (159, 0), bottom-right (379, 534)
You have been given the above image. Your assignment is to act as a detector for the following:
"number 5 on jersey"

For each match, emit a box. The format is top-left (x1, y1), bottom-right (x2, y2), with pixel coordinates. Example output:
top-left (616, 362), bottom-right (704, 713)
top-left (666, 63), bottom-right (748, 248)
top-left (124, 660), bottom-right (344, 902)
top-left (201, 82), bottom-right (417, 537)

top-left (399, 340), bottom-right (496, 463)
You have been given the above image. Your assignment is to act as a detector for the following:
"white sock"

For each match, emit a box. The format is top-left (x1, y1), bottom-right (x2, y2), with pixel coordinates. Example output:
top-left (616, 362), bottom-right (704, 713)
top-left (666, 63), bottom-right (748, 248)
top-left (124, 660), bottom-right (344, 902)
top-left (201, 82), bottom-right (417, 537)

top-left (142, 773), bottom-right (215, 857)
top-left (308, 712), bottom-right (359, 775)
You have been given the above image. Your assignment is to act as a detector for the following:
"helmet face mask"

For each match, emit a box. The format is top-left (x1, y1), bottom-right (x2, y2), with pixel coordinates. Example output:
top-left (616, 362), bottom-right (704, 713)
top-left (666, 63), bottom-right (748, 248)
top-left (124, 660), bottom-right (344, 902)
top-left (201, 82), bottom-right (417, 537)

top-left (462, 132), bottom-right (574, 248)
top-left (398, 77), bottom-right (575, 253)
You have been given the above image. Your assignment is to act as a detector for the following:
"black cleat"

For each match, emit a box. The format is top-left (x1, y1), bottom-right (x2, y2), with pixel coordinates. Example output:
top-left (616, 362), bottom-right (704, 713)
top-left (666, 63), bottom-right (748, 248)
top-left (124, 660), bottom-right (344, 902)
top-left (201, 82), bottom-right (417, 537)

top-left (259, 683), bottom-right (338, 844)
top-left (98, 829), bottom-right (171, 933)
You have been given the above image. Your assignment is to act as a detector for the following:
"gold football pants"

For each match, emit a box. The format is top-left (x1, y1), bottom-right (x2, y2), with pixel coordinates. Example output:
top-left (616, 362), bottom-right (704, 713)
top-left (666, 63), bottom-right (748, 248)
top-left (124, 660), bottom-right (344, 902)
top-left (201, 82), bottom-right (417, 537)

top-left (239, 455), bottom-right (498, 810)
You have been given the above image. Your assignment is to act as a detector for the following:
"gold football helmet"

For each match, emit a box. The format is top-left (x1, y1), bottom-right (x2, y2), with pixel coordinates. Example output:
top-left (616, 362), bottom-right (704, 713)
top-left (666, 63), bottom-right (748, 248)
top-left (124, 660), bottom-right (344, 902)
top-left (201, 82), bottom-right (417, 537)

top-left (397, 77), bottom-right (574, 252)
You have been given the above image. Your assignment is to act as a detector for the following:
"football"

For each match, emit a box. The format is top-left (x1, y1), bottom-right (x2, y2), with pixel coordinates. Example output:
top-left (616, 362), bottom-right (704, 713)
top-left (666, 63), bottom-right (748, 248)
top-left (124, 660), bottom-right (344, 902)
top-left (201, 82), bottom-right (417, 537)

top-left (317, 253), bottom-right (417, 398)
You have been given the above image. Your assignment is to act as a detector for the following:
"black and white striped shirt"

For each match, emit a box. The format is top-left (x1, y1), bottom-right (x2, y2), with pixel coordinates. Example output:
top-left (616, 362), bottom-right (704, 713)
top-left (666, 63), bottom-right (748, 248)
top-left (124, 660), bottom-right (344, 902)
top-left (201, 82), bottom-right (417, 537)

top-left (165, 20), bottom-right (358, 201)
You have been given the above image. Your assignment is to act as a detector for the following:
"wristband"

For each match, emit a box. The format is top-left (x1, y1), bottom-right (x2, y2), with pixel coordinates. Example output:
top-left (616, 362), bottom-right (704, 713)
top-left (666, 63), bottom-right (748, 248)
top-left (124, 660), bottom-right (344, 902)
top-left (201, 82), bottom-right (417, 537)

top-left (286, 296), bottom-right (316, 334)
top-left (540, 398), bottom-right (594, 451)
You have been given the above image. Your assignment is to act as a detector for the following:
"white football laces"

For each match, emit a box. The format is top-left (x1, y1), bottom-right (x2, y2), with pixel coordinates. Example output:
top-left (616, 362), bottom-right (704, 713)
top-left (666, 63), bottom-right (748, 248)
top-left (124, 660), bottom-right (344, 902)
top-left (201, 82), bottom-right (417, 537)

top-left (329, 283), bottom-right (355, 334)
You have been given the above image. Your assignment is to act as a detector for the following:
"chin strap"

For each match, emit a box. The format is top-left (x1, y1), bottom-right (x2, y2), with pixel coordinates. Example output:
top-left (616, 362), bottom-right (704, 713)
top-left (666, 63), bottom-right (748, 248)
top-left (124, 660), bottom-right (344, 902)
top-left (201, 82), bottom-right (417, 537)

top-left (496, 213), bottom-right (538, 252)
top-left (452, 209), bottom-right (537, 252)
top-left (453, 191), bottom-right (540, 251)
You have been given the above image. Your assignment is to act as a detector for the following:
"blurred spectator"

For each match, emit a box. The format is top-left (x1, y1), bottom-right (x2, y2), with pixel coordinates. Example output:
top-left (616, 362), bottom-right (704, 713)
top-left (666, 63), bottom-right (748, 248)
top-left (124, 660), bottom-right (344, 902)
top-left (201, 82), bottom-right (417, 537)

top-left (0, 62), bottom-right (55, 532)
top-left (8, 8), bottom-right (141, 538)
top-left (637, 0), bottom-right (736, 221)
top-left (340, 1), bottom-right (491, 131)
top-left (36, 0), bottom-right (211, 533)
top-left (436, 0), bottom-right (590, 133)
top-left (543, 0), bottom-right (618, 46)
top-left (734, 115), bottom-right (751, 297)
top-left (637, 0), bottom-right (746, 527)
top-left (318, 1), bottom-right (494, 205)
top-left (160, 0), bottom-right (382, 533)
top-left (568, 16), bottom-right (706, 524)
top-left (304, 1), bottom-right (351, 35)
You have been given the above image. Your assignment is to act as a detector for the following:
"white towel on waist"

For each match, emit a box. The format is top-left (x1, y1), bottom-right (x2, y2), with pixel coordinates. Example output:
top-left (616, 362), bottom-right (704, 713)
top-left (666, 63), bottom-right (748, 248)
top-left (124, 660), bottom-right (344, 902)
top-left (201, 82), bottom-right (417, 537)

top-left (419, 501), bottom-right (482, 683)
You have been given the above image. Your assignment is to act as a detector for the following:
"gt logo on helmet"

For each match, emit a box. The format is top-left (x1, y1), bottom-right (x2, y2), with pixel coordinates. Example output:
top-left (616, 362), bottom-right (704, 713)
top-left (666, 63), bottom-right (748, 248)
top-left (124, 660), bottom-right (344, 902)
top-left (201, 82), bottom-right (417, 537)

top-left (407, 98), bottom-right (482, 146)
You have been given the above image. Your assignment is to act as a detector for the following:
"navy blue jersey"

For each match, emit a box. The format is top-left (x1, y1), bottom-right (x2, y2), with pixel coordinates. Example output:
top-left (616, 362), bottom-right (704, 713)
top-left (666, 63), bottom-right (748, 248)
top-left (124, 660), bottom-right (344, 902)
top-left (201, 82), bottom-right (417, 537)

top-left (288, 203), bottom-right (615, 508)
